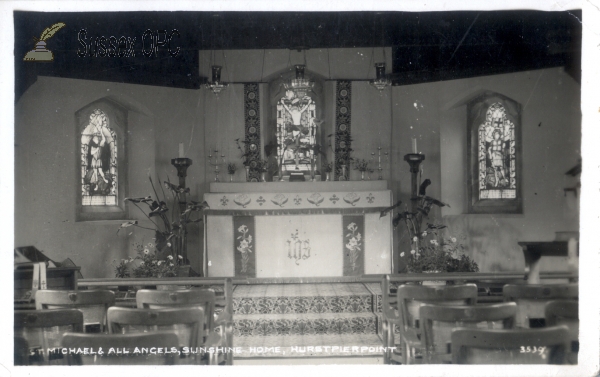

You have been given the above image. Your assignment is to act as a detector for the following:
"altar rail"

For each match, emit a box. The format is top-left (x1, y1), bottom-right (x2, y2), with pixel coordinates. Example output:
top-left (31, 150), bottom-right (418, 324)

top-left (78, 271), bottom-right (577, 288)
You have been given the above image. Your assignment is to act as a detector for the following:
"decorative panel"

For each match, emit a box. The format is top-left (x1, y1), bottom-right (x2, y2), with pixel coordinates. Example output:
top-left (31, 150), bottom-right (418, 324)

top-left (467, 92), bottom-right (522, 214)
top-left (343, 215), bottom-right (365, 276)
top-left (244, 84), bottom-right (261, 182)
top-left (233, 216), bottom-right (257, 277)
top-left (334, 81), bottom-right (352, 180)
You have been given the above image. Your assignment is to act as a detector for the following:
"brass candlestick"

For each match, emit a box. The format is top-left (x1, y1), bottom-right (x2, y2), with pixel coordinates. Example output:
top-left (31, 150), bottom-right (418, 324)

top-left (404, 153), bottom-right (425, 212)
top-left (208, 150), bottom-right (225, 182)
top-left (371, 147), bottom-right (389, 180)
top-left (170, 157), bottom-right (193, 262)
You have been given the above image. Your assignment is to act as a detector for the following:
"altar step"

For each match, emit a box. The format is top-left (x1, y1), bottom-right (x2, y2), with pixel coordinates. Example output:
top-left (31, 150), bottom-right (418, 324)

top-left (231, 283), bottom-right (385, 361)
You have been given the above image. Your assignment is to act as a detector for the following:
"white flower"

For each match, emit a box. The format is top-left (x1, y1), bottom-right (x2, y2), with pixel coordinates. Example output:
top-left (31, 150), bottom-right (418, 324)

top-left (157, 261), bottom-right (162, 266)
top-left (410, 249), bottom-right (416, 255)
top-left (144, 249), bottom-right (150, 254)
top-left (422, 231), bottom-right (427, 237)
top-left (147, 243), bottom-right (154, 248)
top-left (169, 263), bottom-right (174, 267)
top-left (400, 252), bottom-right (405, 257)
top-left (128, 257), bottom-right (134, 262)
top-left (412, 237), bottom-right (418, 242)
top-left (178, 255), bottom-right (183, 260)
top-left (123, 260), bottom-right (128, 264)
top-left (430, 239), bottom-right (439, 246)
top-left (238, 225), bottom-right (248, 233)
top-left (167, 243), bottom-right (172, 247)
top-left (451, 237), bottom-right (457, 243)
top-left (140, 261), bottom-right (144, 265)
top-left (167, 255), bottom-right (173, 260)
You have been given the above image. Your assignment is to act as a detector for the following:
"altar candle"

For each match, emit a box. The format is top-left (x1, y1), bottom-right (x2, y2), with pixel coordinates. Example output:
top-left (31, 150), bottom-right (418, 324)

top-left (179, 143), bottom-right (184, 158)
top-left (412, 137), bottom-right (417, 154)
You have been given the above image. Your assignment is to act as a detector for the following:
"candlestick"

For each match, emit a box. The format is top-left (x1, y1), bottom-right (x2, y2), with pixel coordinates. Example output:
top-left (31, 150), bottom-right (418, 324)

top-left (208, 149), bottom-right (225, 182)
top-left (412, 137), bottom-right (417, 154)
top-left (179, 143), bottom-right (184, 158)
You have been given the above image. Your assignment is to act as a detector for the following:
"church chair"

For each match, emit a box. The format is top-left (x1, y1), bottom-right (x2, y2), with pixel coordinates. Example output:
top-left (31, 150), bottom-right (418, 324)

top-left (14, 309), bottom-right (84, 365)
top-left (545, 300), bottom-right (579, 364)
top-left (503, 283), bottom-right (578, 328)
top-left (107, 306), bottom-right (216, 365)
top-left (451, 326), bottom-right (570, 364)
top-left (381, 275), bottom-right (478, 365)
top-left (136, 285), bottom-right (232, 365)
top-left (35, 290), bottom-right (115, 333)
top-left (136, 288), bottom-right (216, 341)
top-left (61, 332), bottom-right (180, 365)
top-left (419, 302), bottom-right (517, 364)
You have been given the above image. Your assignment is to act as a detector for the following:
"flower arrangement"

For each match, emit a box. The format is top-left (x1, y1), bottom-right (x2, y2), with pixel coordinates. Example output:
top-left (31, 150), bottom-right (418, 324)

top-left (227, 162), bottom-right (237, 175)
top-left (130, 241), bottom-right (184, 278)
top-left (402, 230), bottom-right (479, 273)
top-left (117, 175), bottom-right (209, 268)
top-left (354, 159), bottom-right (370, 172)
top-left (255, 159), bottom-right (269, 173)
top-left (393, 179), bottom-right (479, 274)
top-left (113, 258), bottom-right (132, 278)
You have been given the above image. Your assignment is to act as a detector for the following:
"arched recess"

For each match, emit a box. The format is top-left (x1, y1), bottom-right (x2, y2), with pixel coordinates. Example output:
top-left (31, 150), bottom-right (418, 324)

top-left (75, 98), bottom-right (129, 221)
top-left (466, 91), bottom-right (522, 214)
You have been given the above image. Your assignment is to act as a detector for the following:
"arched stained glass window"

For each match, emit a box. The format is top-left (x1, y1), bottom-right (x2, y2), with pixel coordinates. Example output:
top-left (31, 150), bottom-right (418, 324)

top-left (81, 109), bottom-right (118, 205)
top-left (76, 98), bottom-right (128, 221)
top-left (468, 93), bottom-right (522, 213)
top-left (478, 103), bottom-right (516, 200)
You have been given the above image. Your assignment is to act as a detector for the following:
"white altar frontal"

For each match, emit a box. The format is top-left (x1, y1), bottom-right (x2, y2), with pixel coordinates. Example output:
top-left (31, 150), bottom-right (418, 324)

top-left (203, 181), bottom-right (393, 278)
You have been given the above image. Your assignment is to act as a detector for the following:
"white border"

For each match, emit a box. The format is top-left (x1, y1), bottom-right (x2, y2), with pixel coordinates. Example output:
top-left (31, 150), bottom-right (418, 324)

top-left (2, 1), bottom-right (597, 377)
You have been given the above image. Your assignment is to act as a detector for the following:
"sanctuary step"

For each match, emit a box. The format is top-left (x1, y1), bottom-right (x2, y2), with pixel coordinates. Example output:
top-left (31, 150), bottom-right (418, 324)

top-left (231, 283), bottom-right (385, 361)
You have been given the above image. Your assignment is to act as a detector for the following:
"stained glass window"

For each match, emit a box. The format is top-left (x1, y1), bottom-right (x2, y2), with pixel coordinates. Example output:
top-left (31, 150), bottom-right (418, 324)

top-left (276, 90), bottom-right (317, 173)
top-left (478, 103), bottom-right (516, 200)
top-left (80, 109), bottom-right (118, 206)
top-left (468, 92), bottom-right (521, 214)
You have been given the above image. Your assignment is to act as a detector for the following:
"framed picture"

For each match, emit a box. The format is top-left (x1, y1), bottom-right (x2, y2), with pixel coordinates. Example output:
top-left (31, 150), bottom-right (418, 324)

top-left (467, 92), bottom-right (522, 214)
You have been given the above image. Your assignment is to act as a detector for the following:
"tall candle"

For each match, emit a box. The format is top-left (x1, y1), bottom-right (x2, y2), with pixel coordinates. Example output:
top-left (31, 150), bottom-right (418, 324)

top-left (412, 137), bottom-right (417, 154)
top-left (179, 143), bottom-right (184, 158)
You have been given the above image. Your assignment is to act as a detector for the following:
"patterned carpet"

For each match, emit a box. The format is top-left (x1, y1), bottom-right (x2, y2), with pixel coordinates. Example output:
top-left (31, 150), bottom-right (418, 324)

top-left (232, 283), bottom-right (385, 359)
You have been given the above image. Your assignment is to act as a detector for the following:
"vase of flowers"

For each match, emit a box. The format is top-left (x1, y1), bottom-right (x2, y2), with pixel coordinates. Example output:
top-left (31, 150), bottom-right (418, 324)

top-left (117, 175), bottom-right (208, 278)
top-left (256, 159), bottom-right (269, 182)
top-left (323, 162), bottom-right (333, 181)
top-left (354, 159), bottom-right (370, 181)
top-left (393, 180), bottom-right (478, 281)
top-left (227, 163), bottom-right (237, 182)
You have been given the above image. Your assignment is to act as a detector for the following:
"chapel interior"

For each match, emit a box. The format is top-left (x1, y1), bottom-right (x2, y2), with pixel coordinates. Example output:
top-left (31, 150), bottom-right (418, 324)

top-left (13, 10), bottom-right (583, 366)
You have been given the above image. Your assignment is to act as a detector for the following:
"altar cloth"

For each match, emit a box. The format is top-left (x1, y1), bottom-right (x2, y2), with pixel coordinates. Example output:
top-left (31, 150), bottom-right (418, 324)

top-left (204, 189), bottom-right (393, 278)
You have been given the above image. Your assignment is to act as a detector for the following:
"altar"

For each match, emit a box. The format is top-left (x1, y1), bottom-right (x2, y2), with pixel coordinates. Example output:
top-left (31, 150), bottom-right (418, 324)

top-left (203, 181), bottom-right (393, 278)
